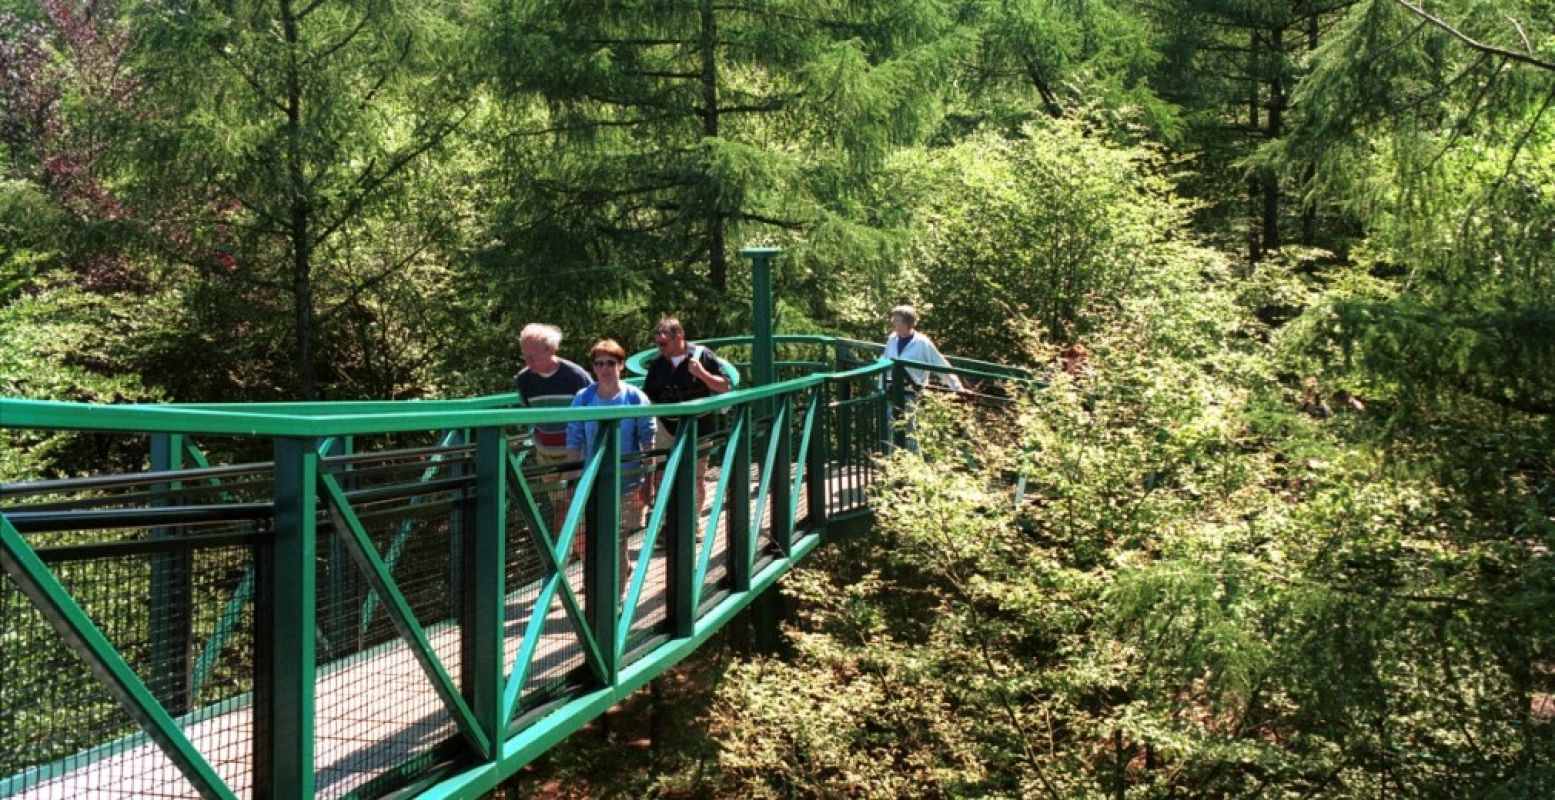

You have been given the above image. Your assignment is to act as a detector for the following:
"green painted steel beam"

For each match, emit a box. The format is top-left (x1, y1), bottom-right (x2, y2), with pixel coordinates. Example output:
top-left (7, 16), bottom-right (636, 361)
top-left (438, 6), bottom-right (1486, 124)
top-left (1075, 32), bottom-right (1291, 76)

top-left (468, 428), bottom-right (508, 757)
top-left (616, 428), bottom-right (691, 659)
top-left (0, 327), bottom-right (1039, 800)
top-left (257, 438), bottom-right (317, 797)
top-left (0, 515), bottom-right (237, 800)
top-left (670, 418), bottom-right (699, 638)
top-left (752, 400), bottom-right (787, 558)
top-left (1, 352), bottom-right (906, 438)
top-left (502, 447), bottom-right (610, 719)
top-left (728, 406), bottom-right (753, 593)
top-left (741, 247), bottom-right (779, 398)
top-left (358, 428), bottom-right (466, 633)
top-left (693, 413), bottom-right (745, 612)
top-left (412, 529), bottom-right (825, 800)
top-left (790, 389), bottom-right (820, 532)
top-left (149, 433), bottom-right (193, 716)
top-left (804, 382), bottom-right (830, 529)
top-left (586, 421), bottom-right (622, 686)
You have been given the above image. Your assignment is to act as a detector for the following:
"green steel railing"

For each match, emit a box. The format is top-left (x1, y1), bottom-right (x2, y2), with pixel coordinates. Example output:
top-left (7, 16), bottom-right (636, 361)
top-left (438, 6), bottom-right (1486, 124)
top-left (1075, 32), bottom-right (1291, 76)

top-left (0, 334), bottom-right (1033, 800)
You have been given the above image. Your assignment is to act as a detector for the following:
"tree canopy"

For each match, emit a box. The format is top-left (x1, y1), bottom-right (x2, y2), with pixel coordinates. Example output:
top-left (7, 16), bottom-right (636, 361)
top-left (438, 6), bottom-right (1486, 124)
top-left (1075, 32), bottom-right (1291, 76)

top-left (1, 0), bottom-right (1551, 795)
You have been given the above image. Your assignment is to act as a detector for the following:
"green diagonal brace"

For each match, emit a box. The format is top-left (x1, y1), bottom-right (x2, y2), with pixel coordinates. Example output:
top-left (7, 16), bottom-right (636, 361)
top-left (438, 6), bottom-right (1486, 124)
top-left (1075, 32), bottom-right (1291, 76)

top-left (505, 452), bottom-right (608, 670)
top-left (617, 429), bottom-right (691, 659)
top-left (190, 436), bottom-right (342, 698)
top-left (0, 515), bottom-right (237, 800)
top-left (317, 473), bottom-right (493, 760)
top-left (789, 389), bottom-right (821, 533)
top-left (507, 450), bottom-right (606, 666)
top-left (752, 400), bottom-right (788, 560)
top-left (360, 429), bottom-right (466, 633)
top-left (501, 447), bottom-right (609, 726)
top-left (693, 411), bottom-right (746, 611)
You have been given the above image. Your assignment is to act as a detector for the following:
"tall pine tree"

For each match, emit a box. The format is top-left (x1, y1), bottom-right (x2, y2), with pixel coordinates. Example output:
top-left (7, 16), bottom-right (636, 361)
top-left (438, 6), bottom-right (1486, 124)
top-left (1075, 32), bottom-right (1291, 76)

top-left (479, 0), bottom-right (963, 332)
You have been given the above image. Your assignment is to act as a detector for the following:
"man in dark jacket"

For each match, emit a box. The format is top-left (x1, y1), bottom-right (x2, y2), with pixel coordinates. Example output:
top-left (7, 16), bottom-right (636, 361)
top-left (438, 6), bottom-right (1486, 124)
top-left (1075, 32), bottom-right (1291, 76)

top-left (643, 317), bottom-right (730, 450)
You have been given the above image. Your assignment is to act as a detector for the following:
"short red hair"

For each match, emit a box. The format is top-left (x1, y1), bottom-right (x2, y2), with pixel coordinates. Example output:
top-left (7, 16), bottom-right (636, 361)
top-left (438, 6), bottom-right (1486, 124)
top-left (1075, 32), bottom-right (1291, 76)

top-left (588, 339), bottom-right (628, 363)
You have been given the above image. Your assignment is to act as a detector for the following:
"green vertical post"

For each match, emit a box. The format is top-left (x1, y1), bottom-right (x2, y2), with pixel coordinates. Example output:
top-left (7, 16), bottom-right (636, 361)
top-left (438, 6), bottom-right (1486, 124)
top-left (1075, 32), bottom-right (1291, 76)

top-left (741, 247), bottom-right (781, 648)
top-left (888, 361), bottom-right (908, 451)
top-left (149, 433), bottom-right (192, 715)
top-left (319, 436), bottom-right (350, 658)
top-left (741, 246), bottom-right (780, 397)
top-left (806, 382), bottom-right (829, 529)
top-left (670, 418), bottom-right (699, 637)
top-left (467, 427), bottom-right (507, 754)
top-left (769, 397), bottom-right (793, 556)
top-left (257, 438), bottom-right (317, 797)
top-left (585, 421), bottom-right (621, 685)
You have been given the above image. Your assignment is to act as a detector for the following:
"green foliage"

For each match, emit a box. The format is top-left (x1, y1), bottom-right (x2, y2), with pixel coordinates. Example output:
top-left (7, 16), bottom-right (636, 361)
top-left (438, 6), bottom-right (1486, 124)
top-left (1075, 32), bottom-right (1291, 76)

top-left (0, 178), bottom-right (64, 302)
top-left (897, 119), bottom-right (1208, 363)
top-left (1277, 0), bottom-right (1555, 419)
top-left (0, 276), bottom-right (162, 480)
top-left (696, 216), bottom-right (1554, 796)
top-left (477, 0), bottom-right (965, 340)
top-left (952, 0), bottom-right (1179, 139)
top-left (118, 0), bottom-right (478, 399)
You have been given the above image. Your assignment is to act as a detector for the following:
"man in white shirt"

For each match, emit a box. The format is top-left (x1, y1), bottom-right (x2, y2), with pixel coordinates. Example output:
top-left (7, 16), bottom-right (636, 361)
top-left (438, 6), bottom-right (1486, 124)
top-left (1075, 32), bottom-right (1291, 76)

top-left (883, 305), bottom-right (964, 393)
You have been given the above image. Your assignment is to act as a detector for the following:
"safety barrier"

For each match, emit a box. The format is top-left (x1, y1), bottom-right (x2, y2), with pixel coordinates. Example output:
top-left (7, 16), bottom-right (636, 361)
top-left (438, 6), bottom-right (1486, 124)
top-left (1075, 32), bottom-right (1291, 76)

top-left (0, 335), bottom-right (1030, 799)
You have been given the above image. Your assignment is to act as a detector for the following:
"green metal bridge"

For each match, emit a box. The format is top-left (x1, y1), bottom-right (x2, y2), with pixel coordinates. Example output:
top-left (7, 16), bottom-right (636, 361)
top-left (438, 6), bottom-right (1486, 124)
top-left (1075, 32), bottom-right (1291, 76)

top-left (1, 324), bottom-right (1031, 799)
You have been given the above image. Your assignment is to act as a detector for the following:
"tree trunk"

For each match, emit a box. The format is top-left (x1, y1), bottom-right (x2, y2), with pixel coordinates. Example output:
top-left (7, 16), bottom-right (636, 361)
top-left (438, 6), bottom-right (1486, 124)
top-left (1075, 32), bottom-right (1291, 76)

top-left (700, 0), bottom-right (727, 292)
top-left (1262, 24), bottom-right (1284, 255)
top-left (281, 0), bottom-right (316, 399)
top-left (1301, 13), bottom-right (1321, 245)
top-left (1248, 30), bottom-right (1262, 263)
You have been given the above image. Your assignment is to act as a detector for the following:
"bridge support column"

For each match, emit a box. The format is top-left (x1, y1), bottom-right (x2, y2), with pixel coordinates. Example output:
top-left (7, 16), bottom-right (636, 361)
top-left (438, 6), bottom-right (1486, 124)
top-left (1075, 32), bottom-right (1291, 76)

top-left (149, 434), bottom-right (192, 716)
top-left (466, 427), bottom-right (507, 753)
top-left (585, 421), bottom-right (622, 685)
top-left (670, 418), bottom-right (699, 638)
top-left (256, 437), bottom-right (318, 797)
top-left (740, 246), bottom-right (780, 402)
top-left (806, 381), bottom-right (830, 530)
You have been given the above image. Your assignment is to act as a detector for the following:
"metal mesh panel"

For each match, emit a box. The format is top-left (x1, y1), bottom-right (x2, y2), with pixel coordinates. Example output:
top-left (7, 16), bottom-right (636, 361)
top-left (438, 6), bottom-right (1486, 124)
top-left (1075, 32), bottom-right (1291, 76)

top-left (310, 439), bottom-right (468, 799)
top-left (515, 582), bottom-right (587, 712)
top-left (1, 539), bottom-right (255, 799)
top-left (619, 484), bottom-right (668, 658)
top-left (826, 373), bottom-right (885, 517)
top-left (700, 433), bottom-right (734, 609)
top-left (506, 462), bottom-right (587, 714)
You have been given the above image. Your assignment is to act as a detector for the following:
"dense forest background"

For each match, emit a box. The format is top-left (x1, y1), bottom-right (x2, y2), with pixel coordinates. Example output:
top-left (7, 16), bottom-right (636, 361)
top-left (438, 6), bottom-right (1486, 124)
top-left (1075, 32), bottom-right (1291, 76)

top-left (3, 0), bottom-right (1552, 797)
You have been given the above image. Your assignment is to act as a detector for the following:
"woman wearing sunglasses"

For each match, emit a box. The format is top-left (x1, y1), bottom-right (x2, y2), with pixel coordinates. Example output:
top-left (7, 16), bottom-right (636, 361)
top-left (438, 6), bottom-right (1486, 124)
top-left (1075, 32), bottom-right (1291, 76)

top-left (565, 340), bottom-right (657, 558)
top-left (565, 339), bottom-right (656, 478)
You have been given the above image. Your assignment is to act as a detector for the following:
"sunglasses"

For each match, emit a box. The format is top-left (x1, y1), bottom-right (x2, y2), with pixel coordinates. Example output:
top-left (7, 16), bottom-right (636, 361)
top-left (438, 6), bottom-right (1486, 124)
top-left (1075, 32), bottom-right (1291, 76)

top-left (593, 359), bottom-right (620, 368)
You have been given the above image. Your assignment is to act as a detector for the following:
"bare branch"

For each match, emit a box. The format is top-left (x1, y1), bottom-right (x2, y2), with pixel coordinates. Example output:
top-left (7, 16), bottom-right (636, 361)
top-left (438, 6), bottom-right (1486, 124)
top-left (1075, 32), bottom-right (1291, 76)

top-left (1392, 0), bottom-right (1555, 73)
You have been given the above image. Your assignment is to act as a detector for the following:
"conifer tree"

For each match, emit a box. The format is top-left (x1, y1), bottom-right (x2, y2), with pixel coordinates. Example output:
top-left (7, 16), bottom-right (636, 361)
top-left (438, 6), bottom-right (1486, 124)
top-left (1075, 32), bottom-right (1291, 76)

top-left (480, 0), bottom-right (962, 325)
top-left (1143, 0), bottom-right (1353, 259)
top-left (1280, 0), bottom-right (1555, 416)
top-left (125, 0), bottom-right (475, 399)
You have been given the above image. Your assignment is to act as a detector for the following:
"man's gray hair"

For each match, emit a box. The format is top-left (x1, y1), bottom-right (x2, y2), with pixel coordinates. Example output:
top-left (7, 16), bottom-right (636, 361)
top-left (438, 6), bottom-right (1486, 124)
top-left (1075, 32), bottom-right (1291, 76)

top-left (890, 305), bottom-right (918, 327)
top-left (519, 323), bottom-right (562, 350)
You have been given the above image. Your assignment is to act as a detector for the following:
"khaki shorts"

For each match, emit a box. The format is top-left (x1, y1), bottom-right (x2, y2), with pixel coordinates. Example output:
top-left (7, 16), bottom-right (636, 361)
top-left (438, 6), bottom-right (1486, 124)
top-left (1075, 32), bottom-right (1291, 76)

top-left (653, 424), bottom-right (676, 452)
top-left (532, 448), bottom-right (570, 467)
